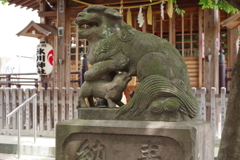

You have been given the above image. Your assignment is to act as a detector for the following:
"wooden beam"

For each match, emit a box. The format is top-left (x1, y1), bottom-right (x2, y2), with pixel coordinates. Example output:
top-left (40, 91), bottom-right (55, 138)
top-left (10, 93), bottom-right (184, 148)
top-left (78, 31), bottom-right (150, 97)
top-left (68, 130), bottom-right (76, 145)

top-left (15, 0), bottom-right (31, 7)
top-left (26, 3), bottom-right (39, 10)
top-left (20, 0), bottom-right (36, 7)
top-left (39, 11), bottom-right (57, 18)
top-left (8, 0), bottom-right (22, 5)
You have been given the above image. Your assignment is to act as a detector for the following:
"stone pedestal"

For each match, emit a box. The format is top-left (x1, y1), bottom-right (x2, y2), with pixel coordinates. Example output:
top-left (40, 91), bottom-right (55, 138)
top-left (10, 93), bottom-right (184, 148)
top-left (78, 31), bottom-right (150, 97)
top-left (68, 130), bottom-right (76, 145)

top-left (56, 119), bottom-right (213, 160)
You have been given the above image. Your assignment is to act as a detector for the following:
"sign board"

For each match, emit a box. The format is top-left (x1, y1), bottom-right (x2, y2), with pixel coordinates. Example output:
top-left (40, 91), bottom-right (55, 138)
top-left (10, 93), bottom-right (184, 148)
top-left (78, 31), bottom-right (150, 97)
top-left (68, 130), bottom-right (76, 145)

top-left (36, 43), bottom-right (54, 75)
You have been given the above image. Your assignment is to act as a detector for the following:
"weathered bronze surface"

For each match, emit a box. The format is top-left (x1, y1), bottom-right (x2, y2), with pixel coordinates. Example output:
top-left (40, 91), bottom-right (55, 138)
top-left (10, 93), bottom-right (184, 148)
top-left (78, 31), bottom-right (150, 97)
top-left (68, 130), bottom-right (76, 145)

top-left (75, 5), bottom-right (198, 121)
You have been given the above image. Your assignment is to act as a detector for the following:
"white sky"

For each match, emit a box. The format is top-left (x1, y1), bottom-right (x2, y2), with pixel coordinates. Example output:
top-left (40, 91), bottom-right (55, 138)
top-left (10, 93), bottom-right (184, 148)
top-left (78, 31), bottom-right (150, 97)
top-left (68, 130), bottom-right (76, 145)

top-left (0, 3), bottom-right (39, 57)
top-left (0, 3), bottom-right (40, 73)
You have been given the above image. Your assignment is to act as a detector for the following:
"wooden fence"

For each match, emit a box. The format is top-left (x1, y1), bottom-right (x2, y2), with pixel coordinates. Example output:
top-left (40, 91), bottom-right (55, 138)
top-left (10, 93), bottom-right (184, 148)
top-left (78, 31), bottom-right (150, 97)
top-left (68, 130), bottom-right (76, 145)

top-left (0, 87), bottom-right (80, 137)
top-left (0, 87), bottom-right (228, 138)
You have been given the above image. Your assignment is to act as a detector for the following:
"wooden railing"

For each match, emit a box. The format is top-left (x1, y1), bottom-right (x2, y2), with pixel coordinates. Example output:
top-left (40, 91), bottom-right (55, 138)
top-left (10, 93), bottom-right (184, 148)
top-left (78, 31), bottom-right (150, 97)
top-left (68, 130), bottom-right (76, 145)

top-left (0, 73), bottom-right (45, 88)
top-left (0, 87), bottom-right (228, 138)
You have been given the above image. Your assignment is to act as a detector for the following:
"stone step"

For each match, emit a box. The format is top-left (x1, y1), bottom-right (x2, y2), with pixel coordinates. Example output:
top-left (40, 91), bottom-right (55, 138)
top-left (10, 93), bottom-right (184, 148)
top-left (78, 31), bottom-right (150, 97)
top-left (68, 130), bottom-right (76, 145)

top-left (0, 135), bottom-right (55, 158)
top-left (0, 153), bottom-right (55, 160)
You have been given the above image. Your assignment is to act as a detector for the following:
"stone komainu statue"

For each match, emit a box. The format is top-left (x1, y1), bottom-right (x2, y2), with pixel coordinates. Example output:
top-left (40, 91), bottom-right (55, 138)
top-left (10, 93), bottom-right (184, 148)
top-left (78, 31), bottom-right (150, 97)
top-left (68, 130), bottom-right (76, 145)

top-left (75, 5), bottom-right (198, 121)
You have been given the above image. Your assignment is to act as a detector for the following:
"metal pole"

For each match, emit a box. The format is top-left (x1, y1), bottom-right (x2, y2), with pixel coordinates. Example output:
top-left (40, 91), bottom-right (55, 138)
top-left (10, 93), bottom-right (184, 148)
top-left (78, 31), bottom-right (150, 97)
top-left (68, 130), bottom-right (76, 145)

top-left (7, 94), bottom-right (37, 118)
top-left (18, 110), bottom-right (21, 159)
top-left (219, 49), bottom-right (226, 92)
top-left (34, 97), bottom-right (37, 143)
top-left (80, 54), bottom-right (88, 86)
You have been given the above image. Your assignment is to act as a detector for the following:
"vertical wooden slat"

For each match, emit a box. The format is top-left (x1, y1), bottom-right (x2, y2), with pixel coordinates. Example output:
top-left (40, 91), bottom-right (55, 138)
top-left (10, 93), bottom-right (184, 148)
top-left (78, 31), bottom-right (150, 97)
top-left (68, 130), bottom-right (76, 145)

top-left (160, 15), bottom-right (163, 38)
top-left (65, 8), bottom-right (71, 89)
top-left (190, 12), bottom-right (193, 56)
top-left (198, 7), bottom-right (203, 88)
top-left (47, 87), bottom-right (52, 131)
top-left (142, 10), bottom-right (146, 33)
top-left (169, 16), bottom-right (173, 44)
top-left (5, 88), bottom-right (10, 129)
top-left (74, 87), bottom-right (80, 119)
top-left (18, 88), bottom-right (23, 130)
top-left (25, 89), bottom-right (30, 131)
top-left (68, 87), bottom-right (74, 120)
top-left (172, 12), bottom-right (176, 47)
top-left (191, 87), bottom-right (196, 98)
top-left (54, 87), bottom-right (59, 129)
top-left (133, 13), bottom-right (137, 29)
top-left (75, 19), bottom-right (79, 75)
top-left (211, 87), bottom-right (216, 136)
top-left (200, 87), bottom-right (206, 121)
top-left (61, 87), bottom-right (66, 121)
top-left (11, 89), bottom-right (17, 129)
top-left (152, 14), bottom-right (156, 34)
top-left (40, 87), bottom-right (44, 131)
top-left (182, 14), bottom-right (184, 57)
top-left (0, 88), bottom-right (4, 129)
top-left (220, 87), bottom-right (226, 132)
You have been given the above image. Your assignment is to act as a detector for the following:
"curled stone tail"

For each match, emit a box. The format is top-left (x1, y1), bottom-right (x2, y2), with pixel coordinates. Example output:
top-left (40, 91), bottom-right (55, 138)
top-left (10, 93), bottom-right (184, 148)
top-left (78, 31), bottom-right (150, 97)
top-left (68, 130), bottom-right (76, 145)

top-left (116, 75), bottom-right (198, 119)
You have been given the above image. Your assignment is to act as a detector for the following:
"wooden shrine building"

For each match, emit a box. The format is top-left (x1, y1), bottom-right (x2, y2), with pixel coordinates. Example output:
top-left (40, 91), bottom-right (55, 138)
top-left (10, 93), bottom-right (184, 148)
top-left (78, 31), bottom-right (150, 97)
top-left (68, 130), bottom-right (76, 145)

top-left (7, 0), bottom-right (240, 93)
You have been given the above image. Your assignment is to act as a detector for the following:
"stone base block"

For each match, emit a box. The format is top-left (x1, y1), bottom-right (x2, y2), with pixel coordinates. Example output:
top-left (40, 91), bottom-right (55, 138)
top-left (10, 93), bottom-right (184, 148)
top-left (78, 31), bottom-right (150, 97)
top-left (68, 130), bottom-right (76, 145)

top-left (56, 120), bottom-right (213, 160)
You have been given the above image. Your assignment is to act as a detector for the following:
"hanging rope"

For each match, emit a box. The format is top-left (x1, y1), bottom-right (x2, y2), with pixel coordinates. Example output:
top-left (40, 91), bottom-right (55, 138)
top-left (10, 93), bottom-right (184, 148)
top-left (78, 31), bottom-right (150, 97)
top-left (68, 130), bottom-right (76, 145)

top-left (72, 0), bottom-right (166, 9)
top-left (119, 0), bottom-right (124, 15)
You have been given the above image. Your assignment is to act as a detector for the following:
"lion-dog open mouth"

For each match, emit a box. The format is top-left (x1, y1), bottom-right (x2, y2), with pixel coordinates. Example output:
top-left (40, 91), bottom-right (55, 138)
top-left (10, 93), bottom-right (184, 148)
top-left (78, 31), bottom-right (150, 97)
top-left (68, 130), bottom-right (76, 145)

top-left (76, 19), bottom-right (99, 29)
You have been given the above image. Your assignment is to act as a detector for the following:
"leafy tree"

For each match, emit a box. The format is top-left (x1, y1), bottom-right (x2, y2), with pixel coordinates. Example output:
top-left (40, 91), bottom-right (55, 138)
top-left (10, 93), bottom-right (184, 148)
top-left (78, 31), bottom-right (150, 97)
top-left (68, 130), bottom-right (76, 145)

top-left (1, 0), bottom-right (8, 5)
top-left (161, 0), bottom-right (238, 16)
top-left (199, 0), bottom-right (238, 14)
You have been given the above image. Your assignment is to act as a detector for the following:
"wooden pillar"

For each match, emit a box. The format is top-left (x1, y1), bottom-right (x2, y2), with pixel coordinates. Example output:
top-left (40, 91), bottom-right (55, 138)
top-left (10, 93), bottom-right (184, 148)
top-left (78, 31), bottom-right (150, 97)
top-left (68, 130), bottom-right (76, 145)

top-left (169, 13), bottom-right (175, 46)
top-left (228, 26), bottom-right (240, 69)
top-left (198, 7), bottom-right (203, 88)
top-left (142, 9), bottom-right (147, 33)
top-left (39, 1), bottom-right (46, 36)
top-left (56, 0), bottom-right (67, 88)
top-left (204, 8), bottom-right (220, 93)
top-left (65, 8), bottom-right (71, 90)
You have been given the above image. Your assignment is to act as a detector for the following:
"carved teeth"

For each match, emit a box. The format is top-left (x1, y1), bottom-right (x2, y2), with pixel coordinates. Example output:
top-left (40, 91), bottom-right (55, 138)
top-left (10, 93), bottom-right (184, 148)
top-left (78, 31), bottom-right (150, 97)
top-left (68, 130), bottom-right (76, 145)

top-left (80, 24), bottom-right (90, 28)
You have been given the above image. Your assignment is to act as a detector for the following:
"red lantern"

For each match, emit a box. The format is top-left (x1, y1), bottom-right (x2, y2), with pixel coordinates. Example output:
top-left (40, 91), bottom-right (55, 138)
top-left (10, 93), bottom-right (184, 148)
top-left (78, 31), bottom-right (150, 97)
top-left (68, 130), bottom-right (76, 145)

top-left (36, 43), bottom-right (54, 75)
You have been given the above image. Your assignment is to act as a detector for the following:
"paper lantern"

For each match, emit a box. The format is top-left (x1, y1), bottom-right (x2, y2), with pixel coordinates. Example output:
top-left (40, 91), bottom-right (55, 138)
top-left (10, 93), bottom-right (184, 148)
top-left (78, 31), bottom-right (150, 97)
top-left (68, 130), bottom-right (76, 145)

top-left (36, 43), bottom-right (54, 75)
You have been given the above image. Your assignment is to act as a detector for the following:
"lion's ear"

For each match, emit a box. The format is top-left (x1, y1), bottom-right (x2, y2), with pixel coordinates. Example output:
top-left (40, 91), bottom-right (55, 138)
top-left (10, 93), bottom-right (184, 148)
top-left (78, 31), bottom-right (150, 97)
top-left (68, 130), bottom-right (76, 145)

top-left (104, 8), bottom-right (123, 19)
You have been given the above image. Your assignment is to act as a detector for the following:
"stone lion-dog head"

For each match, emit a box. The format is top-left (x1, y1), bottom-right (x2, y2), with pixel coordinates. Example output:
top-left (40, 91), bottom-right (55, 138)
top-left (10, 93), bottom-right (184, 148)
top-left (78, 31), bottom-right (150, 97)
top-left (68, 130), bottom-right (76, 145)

top-left (75, 5), bottom-right (125, 41)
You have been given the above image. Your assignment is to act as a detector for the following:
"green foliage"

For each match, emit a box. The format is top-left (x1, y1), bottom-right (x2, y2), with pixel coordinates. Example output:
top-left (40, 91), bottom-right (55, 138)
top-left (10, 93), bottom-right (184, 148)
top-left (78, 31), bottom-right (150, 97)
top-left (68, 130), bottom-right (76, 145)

top-left (165, 0), bottom-right (185, 17)
top-left (199, 0), bottom-right (238, 14)
top-left (1, 0), bottom-right (8, 5)
top-left (173, 1), bottom-right (185, 17)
